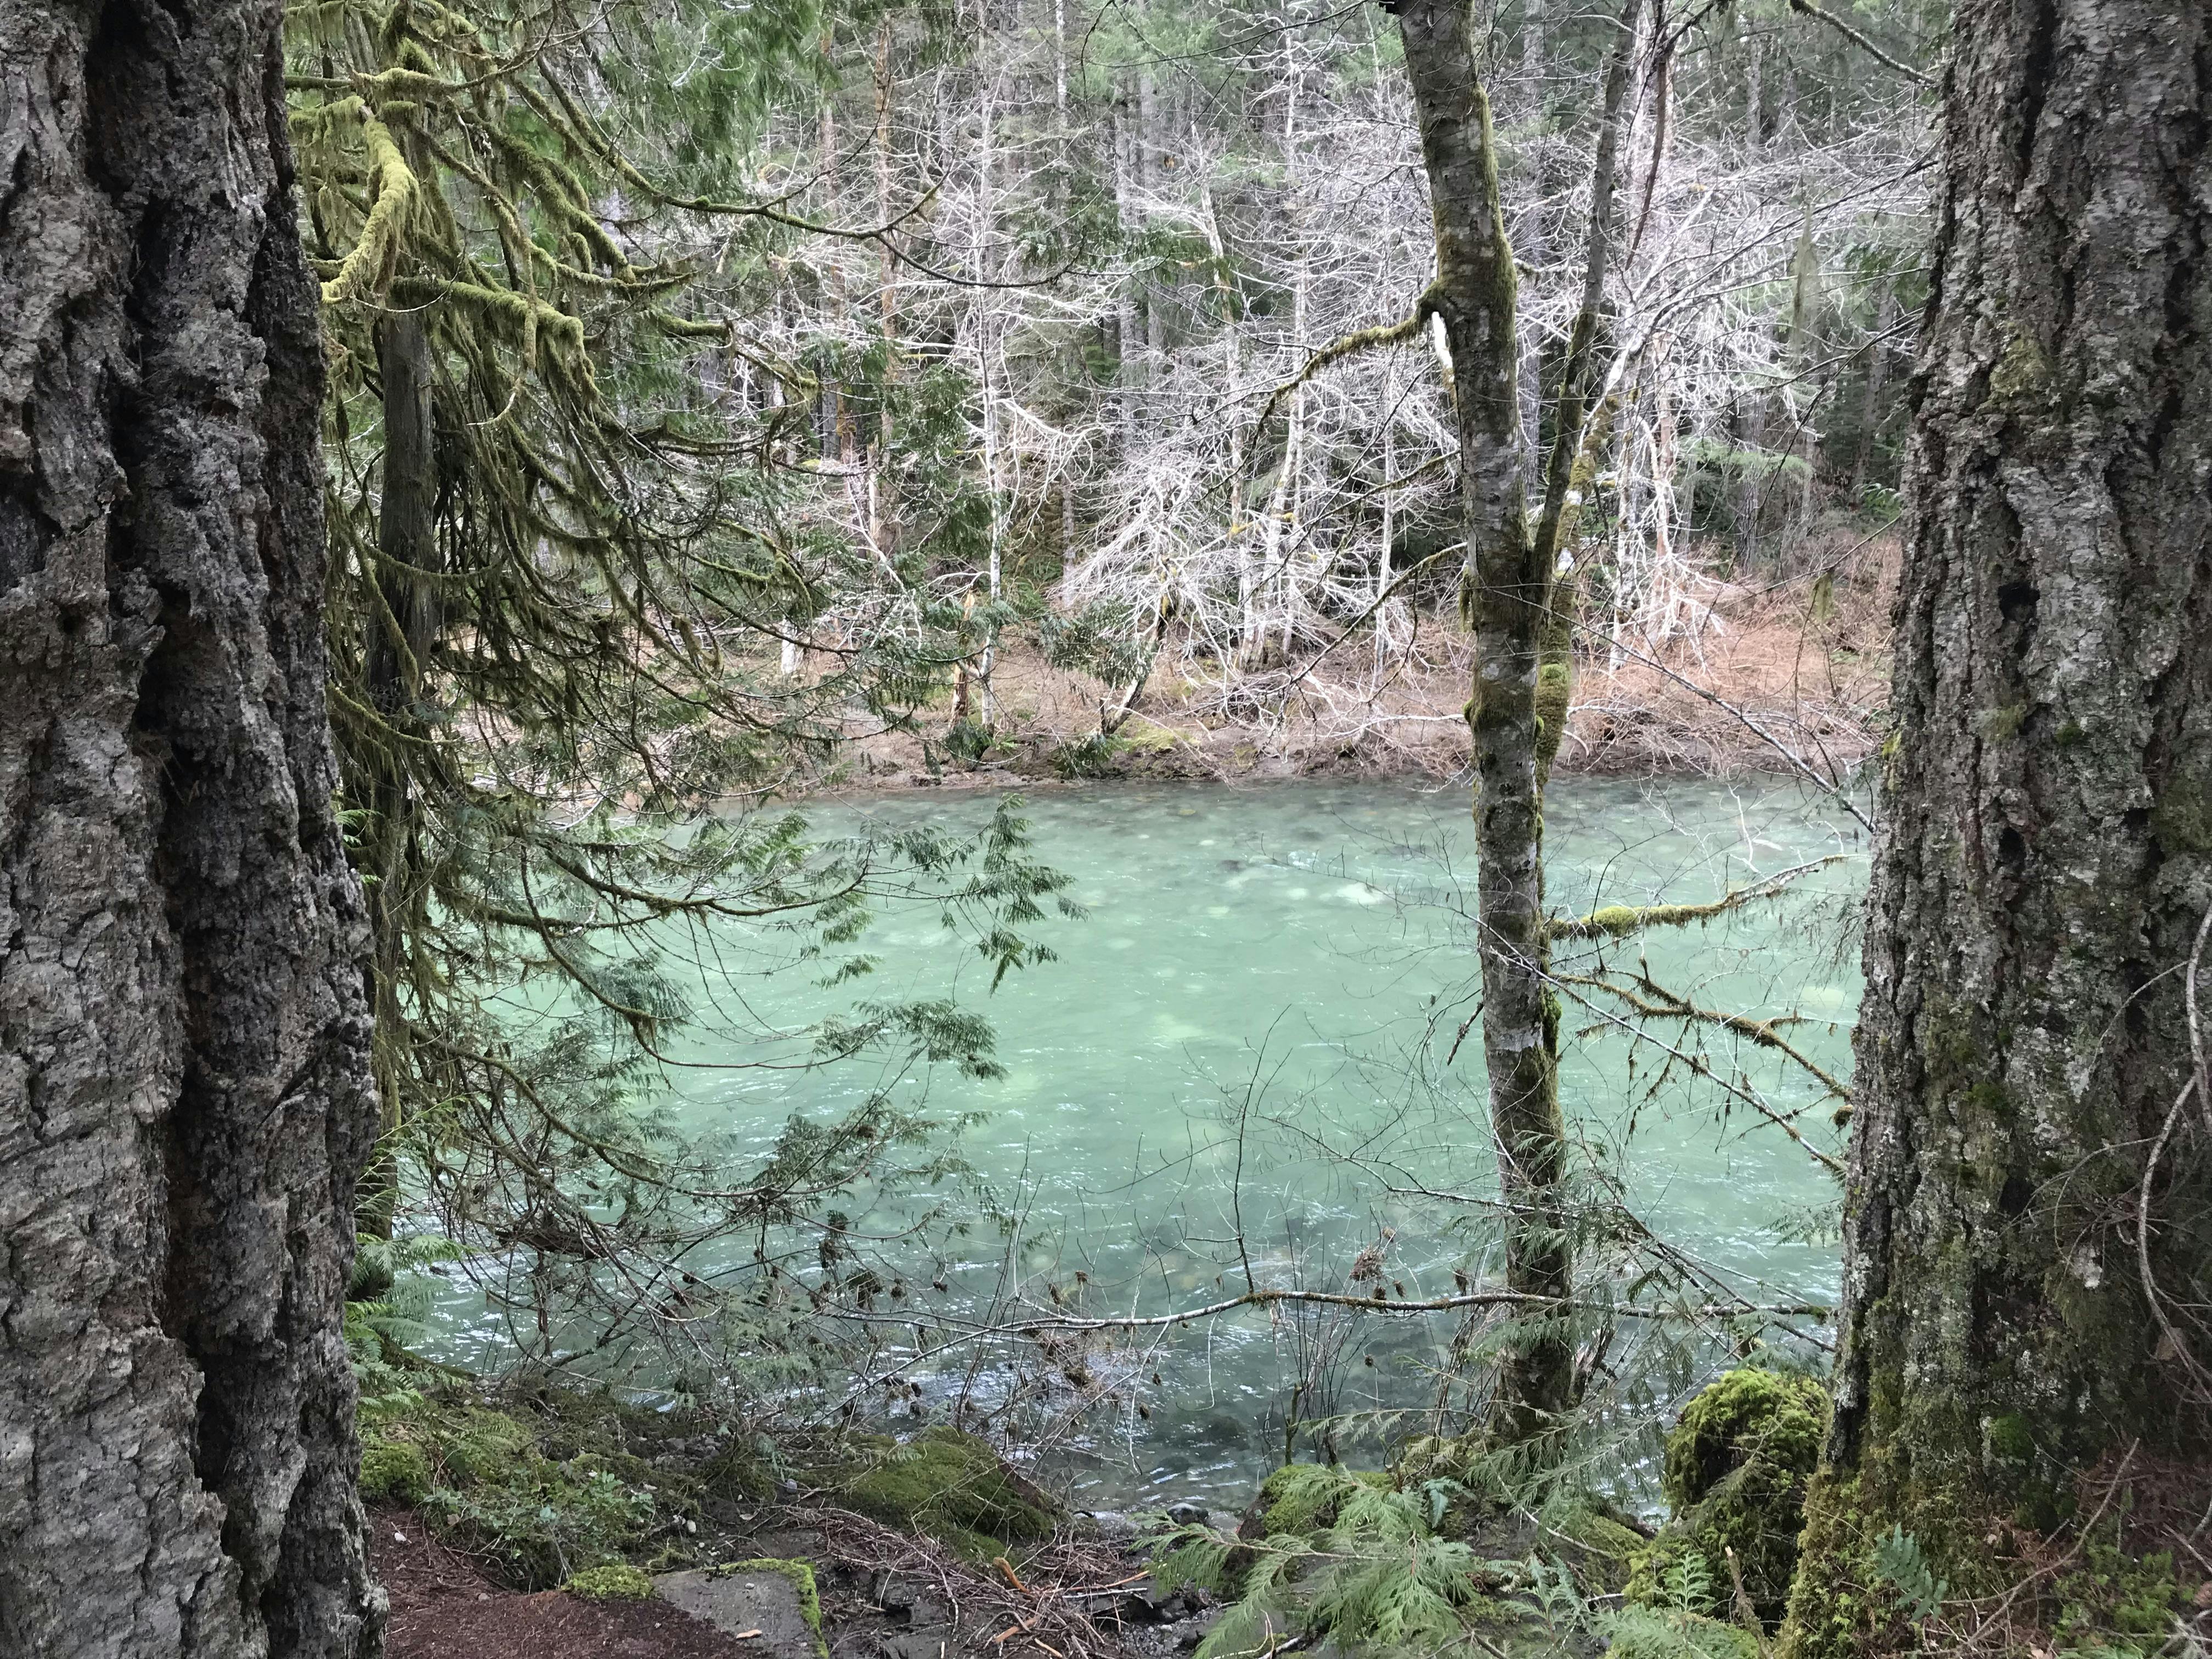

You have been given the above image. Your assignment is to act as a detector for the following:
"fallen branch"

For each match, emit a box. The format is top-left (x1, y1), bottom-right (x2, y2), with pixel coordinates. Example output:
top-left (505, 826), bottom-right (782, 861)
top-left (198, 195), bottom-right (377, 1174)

top-left (1001, 1284), bottom-right (1830, 1333)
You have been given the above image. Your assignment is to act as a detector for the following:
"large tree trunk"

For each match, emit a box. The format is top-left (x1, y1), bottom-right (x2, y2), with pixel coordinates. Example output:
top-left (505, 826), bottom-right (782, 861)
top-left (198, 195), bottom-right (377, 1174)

top-left (1784, 0), bottom-right (2212, 1645)
top-left (1393, 0), bottom-right (1576, 1442)
top-left (0, 0), bottom-right (385, 1651)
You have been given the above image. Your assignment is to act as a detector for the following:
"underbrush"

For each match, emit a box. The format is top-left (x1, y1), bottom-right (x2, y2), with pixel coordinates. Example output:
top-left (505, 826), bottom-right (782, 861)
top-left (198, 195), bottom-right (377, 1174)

top-left (1143, 1368), bottom-right (1841, 1659)
top-left (355, 1383), bottom-right (715, 1586)
top-left (352, 1362), bottom-right (1069, 1591)
top-left (1149, 1457), bottom-right (1761, 1659)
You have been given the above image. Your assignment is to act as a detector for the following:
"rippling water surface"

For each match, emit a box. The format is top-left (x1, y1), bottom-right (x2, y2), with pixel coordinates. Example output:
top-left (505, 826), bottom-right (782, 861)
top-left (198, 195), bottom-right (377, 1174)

top-left (427, 775), bottom-right (1865, 1508)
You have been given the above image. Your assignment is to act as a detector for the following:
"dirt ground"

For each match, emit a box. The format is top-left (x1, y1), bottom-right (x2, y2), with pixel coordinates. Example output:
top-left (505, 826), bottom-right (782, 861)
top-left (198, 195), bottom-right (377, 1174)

top-left (372, 1513), bottom-right (748, 1658)
top-left (370, 1504), bottom-right (1208, 1659)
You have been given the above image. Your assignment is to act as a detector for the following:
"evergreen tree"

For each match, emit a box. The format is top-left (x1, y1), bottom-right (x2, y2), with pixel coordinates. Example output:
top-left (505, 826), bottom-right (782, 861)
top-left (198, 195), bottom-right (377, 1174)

top-left (1783, 0), bottom-right (2212, 1647)
top-left (290, 0), bottom-right (1068, 1375)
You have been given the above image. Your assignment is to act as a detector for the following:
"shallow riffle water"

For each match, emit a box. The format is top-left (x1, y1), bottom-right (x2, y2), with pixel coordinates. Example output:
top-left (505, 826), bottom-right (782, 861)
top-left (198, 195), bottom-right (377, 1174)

top-left (425, 775), bottom-right (1865, 1510)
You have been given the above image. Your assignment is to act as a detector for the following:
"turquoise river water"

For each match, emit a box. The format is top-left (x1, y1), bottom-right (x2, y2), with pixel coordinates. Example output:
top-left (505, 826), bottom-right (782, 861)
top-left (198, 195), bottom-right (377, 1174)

top-left (427, 776), bottom-right (1867, 1509)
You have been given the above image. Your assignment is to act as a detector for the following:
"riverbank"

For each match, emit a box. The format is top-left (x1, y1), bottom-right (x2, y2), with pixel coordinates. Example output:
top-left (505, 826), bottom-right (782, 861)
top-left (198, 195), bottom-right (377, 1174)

top-left (354, 1365), bottom-right (1872, 1659)
top-left (820, 536), bottom-right (1892, 796)
top-left (361, 1376), bottom-right (1212, 1659)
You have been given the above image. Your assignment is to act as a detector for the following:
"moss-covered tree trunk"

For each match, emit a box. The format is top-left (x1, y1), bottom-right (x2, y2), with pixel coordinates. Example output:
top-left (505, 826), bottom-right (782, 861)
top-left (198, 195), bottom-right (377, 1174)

top-left (1783, 0), bottom-right (2212, 1645)
top-left (356, 308), bottom-right (440, 1234)
top-left (1392, 0), bottom-right (1575, 1440)
top-left (0, 0), bottom-right (385, 1649)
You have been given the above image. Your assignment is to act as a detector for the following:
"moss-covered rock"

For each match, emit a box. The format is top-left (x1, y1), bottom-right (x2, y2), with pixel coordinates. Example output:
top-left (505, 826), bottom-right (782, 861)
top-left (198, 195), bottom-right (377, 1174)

top-left (726, 1558), bottom-right (829, 1659)
top-left (359, 1438), bottom-right (433, 1505)
top-left (1662, 1370), bottom-right (1828, 1513)
top-left (1551, 1502), bottom-right (1650, 1598)
top-left (565, 1563), bottom-right (656, 1601)
top-left (1627, 1369), bottom-right (1830, 1628)
top-left (839, 1428), bottom-right (1060, 1559)
top-left (1252, 1462), bottom-right (1390, 1537)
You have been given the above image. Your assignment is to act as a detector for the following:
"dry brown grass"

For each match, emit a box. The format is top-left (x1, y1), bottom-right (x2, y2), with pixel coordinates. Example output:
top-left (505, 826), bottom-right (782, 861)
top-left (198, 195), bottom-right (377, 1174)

top-left (820, 532), bottom-right (1895, 794)
top-left (1562, 531), bottom-right (1894, 780)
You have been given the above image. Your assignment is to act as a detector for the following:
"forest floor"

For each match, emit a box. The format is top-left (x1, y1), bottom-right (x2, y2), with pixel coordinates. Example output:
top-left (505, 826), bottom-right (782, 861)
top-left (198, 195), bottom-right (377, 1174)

top-left (362, 1381), bottom-right (1214, 1659)
top-left (370, 1505), bottom-right (1204, 1659)
top-left (823, 532), bottom-right (1893, 795)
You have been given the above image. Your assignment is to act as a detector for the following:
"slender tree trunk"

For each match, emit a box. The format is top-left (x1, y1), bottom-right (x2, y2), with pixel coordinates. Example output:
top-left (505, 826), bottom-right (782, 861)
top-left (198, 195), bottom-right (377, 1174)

top-left (1137, 12), bottom-right (1163, 368)
top-left (1391, 0), bottom-right (1574, 1442)
top-left (873, 16), bottom-right (900, 556)
top-left (1379, 360), bottom-right (1398, 674)
top-left (974, 90), bottom-right (1001, 728)
top-left (365, 313), bottom-right (438, 1153)
top-left (1848, 283), bottom-right (1895, 497)
top-left (1735, 390), bottom-right (1769, 570)
top-left (1053, 0), bottom-right (1069, 135)
top-left (1113, 90), bottom-right (1141, 449)
top-left (1784, 0), bottom-right (2212, 1645)
top-left (1743, 10), bottom-right (1764, 149)
top-left (0, 0), bottom-right (383, 1651)
top-left (1204, 190), bottom-right (1256, 660)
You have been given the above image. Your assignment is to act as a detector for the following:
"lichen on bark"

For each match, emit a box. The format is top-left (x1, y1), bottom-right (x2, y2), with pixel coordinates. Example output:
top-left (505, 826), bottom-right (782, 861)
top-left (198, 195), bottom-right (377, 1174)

top-left (1780, 0), bottom-right (2212, 1649)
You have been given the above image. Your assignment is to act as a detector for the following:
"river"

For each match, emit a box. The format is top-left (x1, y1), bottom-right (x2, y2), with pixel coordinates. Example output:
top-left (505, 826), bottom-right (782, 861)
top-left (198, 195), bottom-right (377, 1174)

top-left (424, 775), bottom-right (1865, 1510)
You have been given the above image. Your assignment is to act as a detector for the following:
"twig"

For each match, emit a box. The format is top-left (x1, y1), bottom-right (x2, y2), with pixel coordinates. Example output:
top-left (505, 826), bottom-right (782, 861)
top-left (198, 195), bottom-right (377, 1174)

top-left (1569, 618), bottom-right (1876, 832)
top-left (1785, 0), bottom-right (1933, 87)
top-left (997, 1284), bottom-right (1830, 1333)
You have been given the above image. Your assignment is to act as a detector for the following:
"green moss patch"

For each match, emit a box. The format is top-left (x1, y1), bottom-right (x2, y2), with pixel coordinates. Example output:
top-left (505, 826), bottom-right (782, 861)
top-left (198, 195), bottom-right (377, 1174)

top-left (359, 1439), bottom-right (433, 1506)
top-left (565, 1563), bottom-right (656, 1601)
top-left (1602, 1605), bottom-right (1762, 1659)
top-left (357, 1389), bottom-right (679, 1589)
top-left (1628, 1369), bottom-right (1831, 1628)
top-left (838, 1428), bottom-right (1059, 1558)
top-left (726, 1558), bottom-right (829, 1659)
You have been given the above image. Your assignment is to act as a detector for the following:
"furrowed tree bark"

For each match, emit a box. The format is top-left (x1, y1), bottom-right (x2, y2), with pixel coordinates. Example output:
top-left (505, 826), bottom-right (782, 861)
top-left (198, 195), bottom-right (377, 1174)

top-left (1782, 0), bottom-right (2212, 1647)
top-left (0, 0), bottom-right (385, 1650)
top-left (1391, 0), bottom-right (1575, 1443)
